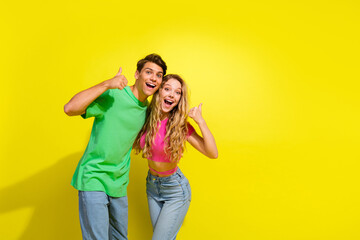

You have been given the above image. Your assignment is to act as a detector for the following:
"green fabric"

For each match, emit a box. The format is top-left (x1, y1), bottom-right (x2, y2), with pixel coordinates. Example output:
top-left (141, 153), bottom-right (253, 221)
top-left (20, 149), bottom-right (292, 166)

top-left (71, 86), bottom-right (148, 197)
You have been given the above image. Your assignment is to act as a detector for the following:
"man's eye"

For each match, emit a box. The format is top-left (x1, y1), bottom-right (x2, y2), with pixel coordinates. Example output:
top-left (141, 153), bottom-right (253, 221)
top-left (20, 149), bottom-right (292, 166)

top-left (146, 71), bottom-right (151, 74)
top-left (157, 74), bottom-right (162, 78)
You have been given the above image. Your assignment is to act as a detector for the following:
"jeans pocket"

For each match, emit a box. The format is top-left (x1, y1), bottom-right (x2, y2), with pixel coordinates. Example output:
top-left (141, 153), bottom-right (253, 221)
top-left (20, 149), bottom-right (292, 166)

top-left (177, 177), bottom-right (191, 201)
top-left (146, 178), bottom-right (157, 196)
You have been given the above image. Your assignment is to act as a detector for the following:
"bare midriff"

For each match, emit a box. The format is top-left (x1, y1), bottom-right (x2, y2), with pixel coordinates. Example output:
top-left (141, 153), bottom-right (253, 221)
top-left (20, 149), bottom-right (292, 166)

top-left (148, 159), bottom-right (178, 177)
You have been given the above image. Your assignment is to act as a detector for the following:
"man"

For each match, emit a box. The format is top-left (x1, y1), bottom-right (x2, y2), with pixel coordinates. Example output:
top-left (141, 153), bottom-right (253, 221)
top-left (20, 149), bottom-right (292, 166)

top-left (64, 54), bottom-right (167, 240)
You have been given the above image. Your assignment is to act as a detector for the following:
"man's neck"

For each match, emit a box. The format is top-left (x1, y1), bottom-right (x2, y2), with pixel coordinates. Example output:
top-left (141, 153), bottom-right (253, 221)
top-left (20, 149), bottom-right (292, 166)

top-left (130, 85), bottom-right (147, 103)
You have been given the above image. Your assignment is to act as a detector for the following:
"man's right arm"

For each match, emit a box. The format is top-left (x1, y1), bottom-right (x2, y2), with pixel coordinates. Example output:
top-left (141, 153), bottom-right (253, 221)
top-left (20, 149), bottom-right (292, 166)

top-left (64, 67), bottom-right (128, 116)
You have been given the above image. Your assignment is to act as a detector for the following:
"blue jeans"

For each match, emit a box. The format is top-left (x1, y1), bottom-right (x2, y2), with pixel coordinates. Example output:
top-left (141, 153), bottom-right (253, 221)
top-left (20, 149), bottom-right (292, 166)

top-left (146, 168), bottom-right (191, 240)
top-left (78, 191), bottom-right (128, 240)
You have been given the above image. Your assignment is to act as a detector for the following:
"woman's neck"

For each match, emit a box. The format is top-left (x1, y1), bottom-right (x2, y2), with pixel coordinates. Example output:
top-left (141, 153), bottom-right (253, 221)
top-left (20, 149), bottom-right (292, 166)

top-left (160, 112), bottom-right (169, 121)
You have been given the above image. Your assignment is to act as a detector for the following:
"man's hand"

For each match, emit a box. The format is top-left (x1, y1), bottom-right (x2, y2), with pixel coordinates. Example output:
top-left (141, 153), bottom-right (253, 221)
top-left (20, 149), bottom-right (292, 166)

top-left (106, 67), bottom-right (128, 90)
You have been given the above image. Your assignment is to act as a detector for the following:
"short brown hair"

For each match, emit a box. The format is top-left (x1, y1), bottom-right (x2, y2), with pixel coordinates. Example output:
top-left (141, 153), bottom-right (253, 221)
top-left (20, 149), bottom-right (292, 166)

top-left (137, 53), bottom-right (167, 75)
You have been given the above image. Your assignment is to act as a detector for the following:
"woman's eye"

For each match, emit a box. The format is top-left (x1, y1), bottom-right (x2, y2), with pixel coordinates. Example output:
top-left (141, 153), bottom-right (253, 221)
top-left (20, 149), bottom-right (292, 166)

top-left (176, 91), bottom-right (181, 95)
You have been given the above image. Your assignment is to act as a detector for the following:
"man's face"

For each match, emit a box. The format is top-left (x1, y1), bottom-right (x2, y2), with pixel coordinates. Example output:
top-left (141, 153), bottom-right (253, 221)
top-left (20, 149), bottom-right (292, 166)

top-left (135, 62), bottom-right (163, 98)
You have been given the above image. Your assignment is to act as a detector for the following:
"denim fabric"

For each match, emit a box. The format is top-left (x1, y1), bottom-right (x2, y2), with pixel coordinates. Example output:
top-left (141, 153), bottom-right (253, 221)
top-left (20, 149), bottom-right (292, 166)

top-left (78, 191), bottom-right (128, 240)
top-left (146, 168), bottom-right (191, 240)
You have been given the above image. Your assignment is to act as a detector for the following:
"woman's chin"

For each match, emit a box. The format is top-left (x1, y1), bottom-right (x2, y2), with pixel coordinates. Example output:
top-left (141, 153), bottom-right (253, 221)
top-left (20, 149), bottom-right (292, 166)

top-left (161, 108), bottom-right (171, 113)
top-left (161, 103), bottom-right (172, 113)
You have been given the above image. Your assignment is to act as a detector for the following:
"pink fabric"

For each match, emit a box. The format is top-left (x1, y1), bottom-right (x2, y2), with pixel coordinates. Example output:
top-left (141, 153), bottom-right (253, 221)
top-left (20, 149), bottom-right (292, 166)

top-left (140, 118), bottom-right (195, 163)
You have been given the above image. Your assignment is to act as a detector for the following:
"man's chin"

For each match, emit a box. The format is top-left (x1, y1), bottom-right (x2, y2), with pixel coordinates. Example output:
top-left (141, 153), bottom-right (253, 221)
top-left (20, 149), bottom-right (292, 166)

top-left (144, 89), bottom-right (158, 96)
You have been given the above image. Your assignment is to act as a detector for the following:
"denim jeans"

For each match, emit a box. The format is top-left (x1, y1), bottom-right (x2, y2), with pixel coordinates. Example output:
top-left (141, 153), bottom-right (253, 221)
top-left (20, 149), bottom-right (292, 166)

top-left (78, 191), bottom-right (128, 240)
top-left (146, 168), bottom-right (191, 240)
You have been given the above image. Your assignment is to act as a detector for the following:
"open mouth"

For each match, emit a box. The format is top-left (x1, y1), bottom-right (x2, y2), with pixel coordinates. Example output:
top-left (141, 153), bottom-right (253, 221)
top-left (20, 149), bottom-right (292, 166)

top-left (164, 99), bottom-right (174, 106)
top-left (146, 83), bottom-right (156, 89)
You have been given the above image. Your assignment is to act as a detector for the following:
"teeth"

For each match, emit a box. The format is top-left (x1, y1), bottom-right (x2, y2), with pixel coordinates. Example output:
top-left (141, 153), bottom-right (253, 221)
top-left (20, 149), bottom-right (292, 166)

top-left (164, 99), bottom-right (173, 105)
top-left (146, 83), bottom-right (155, 88)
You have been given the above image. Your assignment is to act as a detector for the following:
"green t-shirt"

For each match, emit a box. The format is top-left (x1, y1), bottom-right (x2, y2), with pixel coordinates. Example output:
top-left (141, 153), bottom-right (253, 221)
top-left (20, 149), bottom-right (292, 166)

top-left (71, 86), bottom-right (148, 197)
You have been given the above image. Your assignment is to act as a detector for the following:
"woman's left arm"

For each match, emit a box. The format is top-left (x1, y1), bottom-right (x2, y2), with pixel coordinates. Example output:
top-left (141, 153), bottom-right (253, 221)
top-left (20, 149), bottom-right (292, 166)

top-left (187, 103), bottom-right (218, 159)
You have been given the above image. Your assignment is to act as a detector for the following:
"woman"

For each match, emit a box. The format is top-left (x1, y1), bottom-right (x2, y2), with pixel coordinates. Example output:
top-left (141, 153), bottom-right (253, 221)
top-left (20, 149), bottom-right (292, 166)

top-left (133, 74), bottom-right (218, 240)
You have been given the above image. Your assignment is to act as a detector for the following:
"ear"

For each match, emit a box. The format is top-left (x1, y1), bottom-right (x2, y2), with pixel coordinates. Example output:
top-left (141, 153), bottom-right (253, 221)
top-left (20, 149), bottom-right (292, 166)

top-left (134, 70), bottom-right (139, 80)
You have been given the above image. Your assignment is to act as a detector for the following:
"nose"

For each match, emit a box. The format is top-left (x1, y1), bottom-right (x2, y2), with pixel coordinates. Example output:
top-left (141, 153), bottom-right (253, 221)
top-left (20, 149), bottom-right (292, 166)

top-left (150, 73), bottom-right (156, 81)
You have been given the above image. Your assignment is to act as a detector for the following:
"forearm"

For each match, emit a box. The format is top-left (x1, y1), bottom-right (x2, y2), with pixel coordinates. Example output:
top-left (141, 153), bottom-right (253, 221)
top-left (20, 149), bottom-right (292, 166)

top-left (64, 80), bottom-right (110, 116)
top-left (197, 120), bottom-right (218, 159)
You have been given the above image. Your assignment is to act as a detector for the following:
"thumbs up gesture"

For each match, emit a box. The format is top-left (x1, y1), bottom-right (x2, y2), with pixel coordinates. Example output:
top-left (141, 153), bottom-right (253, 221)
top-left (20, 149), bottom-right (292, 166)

top-left (188, 103), bottom-right (204, 124)
top-left (106, 67), bottom-right (128, 90)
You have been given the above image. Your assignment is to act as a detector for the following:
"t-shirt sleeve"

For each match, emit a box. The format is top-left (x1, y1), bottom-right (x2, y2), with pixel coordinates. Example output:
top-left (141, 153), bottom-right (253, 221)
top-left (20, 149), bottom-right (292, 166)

top-left (187, 122), bottom-right (195, 138)
top-left (81, 89), bottom-right (114, 119)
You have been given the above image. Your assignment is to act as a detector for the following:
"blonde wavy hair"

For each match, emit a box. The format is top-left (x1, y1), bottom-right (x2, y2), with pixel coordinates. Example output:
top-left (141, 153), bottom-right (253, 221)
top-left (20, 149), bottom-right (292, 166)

top-left (133, 74), bottom-right (189, 162)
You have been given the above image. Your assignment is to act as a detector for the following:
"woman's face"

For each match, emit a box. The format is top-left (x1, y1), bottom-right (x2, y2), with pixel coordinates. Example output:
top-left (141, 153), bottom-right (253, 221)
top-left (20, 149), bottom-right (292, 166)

top-left (159, 78), bottom-right (182, 113)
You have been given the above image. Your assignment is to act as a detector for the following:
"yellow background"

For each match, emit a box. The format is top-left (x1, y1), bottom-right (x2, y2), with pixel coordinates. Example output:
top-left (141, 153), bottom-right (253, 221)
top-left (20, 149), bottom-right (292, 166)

top-left (1, 0), bottom-right (359, 239)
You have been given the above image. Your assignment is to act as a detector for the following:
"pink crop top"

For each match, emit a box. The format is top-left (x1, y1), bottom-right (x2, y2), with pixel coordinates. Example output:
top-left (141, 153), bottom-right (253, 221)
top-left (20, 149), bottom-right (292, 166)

top-left (140, 118), bottom-right (195, 174)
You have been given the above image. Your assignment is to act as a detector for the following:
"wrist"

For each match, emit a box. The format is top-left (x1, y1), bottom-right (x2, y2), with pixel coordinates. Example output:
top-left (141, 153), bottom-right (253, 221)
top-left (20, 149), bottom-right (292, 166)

top-left (102, 79), bottom-right (111, 90)
top-left (196, 118), bottom-right (206, 126)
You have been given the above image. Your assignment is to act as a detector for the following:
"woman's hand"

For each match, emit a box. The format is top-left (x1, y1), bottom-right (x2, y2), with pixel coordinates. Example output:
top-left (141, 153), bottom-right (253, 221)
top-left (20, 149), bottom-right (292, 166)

top-left (188, 103), bottom-right (204, 124)
top-left (187, 103), bottom-right (218, 159)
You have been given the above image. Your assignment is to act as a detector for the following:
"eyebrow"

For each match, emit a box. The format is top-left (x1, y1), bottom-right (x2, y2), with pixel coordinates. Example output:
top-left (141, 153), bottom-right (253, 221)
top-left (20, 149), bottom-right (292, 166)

top-left (164, 83), bottom-right (182, 90)
top-left (144, 67), bottom-right (163, 74)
